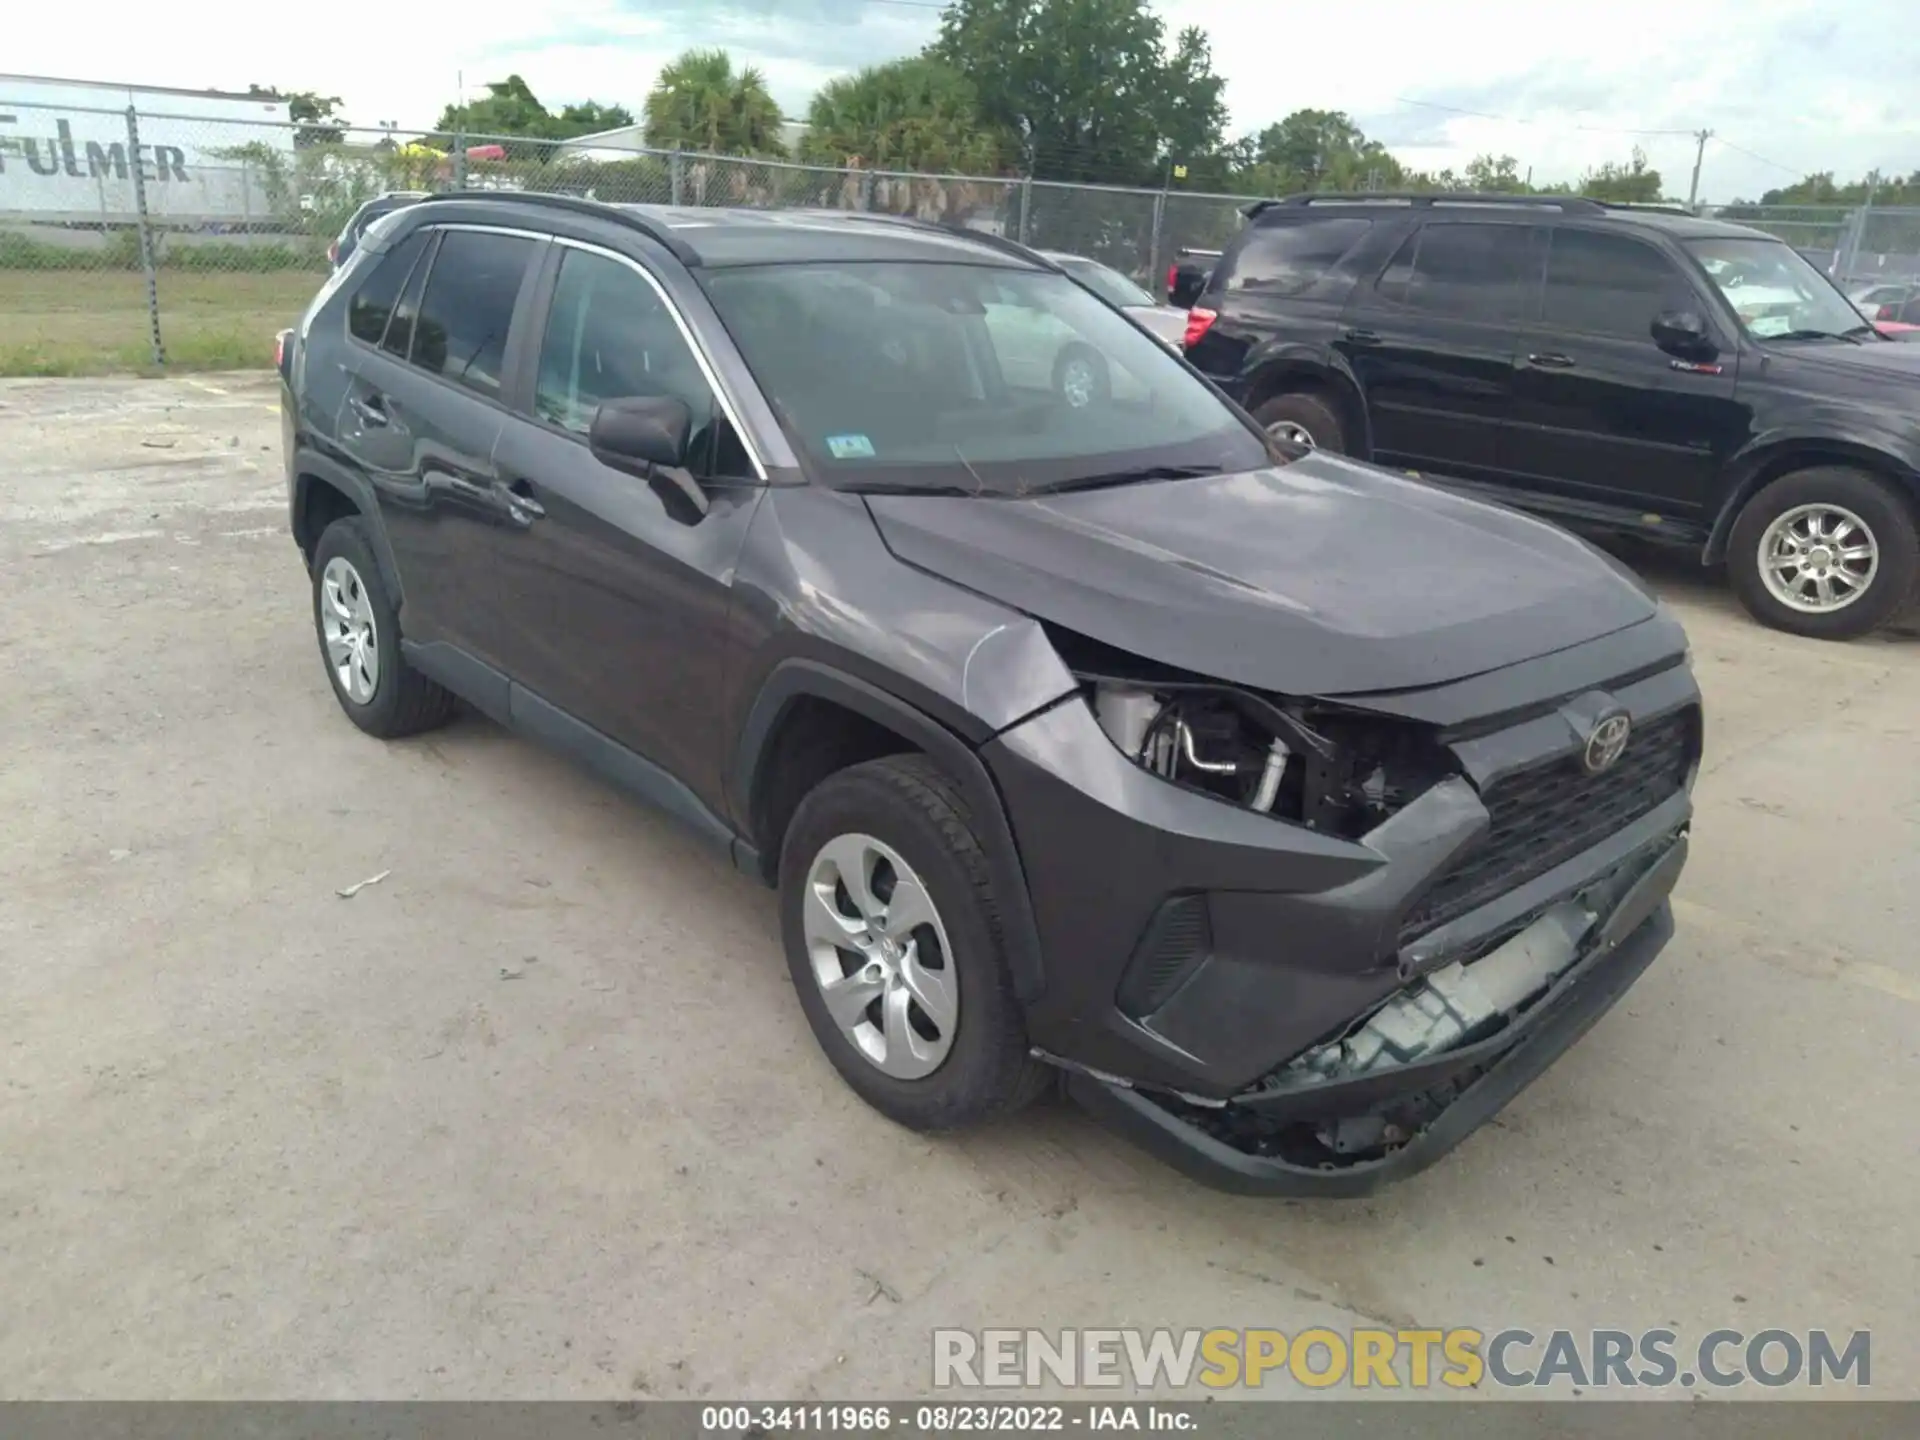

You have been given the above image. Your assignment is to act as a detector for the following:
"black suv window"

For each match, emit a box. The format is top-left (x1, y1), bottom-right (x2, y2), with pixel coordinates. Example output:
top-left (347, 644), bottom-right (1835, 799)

top-left (534, 248), bottom-right (753, 479)
top-left (382, 232), bottom-right (437, 360)
top-left (346, 230), bottom-right (428, 345)
top-left (1543, 229), bottom-right (1685, 339)
top-left (1225, 217), bottom-right (1371, 294)
top-left (1374, 222), bottom-right (1529, 319)
top-left (409, 230), bottom-right (538, 398)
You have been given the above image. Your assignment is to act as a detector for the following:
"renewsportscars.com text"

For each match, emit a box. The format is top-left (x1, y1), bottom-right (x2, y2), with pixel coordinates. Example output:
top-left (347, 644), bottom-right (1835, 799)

top-left (932, 1327), bottom-right (1871, 1391)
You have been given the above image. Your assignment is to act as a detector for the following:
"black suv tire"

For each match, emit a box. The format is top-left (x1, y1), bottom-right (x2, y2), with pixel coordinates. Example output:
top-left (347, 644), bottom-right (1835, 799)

top-left (1252, 391), bottom-right (1346, 453)
top-left (311, 517), bottom-right (460, 737)
top-left (1727, 466), bottom-right (1919, 640)
top-left (778, 754), bottom-right (1050, 1131)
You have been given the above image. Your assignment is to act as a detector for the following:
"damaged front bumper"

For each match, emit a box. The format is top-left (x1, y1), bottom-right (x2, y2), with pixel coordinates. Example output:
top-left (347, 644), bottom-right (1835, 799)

top-left (1066, 833), bottom-right (1685, 1197)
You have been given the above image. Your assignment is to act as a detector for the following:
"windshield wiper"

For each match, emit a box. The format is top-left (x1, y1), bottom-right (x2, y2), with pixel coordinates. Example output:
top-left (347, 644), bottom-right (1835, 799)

top-left (1769, 328), bottom-right (1863, 345)
top-left (1020, 463), bottom-right (1223, 496)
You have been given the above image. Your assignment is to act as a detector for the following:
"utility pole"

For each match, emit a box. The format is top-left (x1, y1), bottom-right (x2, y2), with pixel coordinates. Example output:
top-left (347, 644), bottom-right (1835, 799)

top-left (1686, 129), bottom-right (1713, 211)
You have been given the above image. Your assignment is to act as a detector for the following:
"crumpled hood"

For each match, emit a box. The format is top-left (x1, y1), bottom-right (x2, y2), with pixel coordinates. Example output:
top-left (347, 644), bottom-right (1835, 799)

top-left (865, 454), bottom-right (1659, 696)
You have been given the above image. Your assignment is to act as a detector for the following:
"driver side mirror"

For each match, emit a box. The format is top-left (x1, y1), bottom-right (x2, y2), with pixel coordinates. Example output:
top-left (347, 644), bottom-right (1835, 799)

top-left (1651, 309), bottom-right (1716, 359)
top-left (589, 396), bottom-right (710, 519)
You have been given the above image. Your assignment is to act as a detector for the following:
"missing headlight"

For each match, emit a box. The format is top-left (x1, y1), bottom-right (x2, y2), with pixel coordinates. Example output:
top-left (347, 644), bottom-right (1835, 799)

top-left (1090, 680), bottom-right (1455, 838)
top-left (1094, 685), bottom-right (1305, 817)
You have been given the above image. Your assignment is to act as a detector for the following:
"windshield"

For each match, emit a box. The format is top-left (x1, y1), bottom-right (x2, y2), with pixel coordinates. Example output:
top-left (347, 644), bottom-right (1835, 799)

top-left (1055, 257), bottom-right (1156, 309)
top-left (1689, 238), bottom-right (1869, 340)
top-left (702, 261), bottom-right (1269, 493)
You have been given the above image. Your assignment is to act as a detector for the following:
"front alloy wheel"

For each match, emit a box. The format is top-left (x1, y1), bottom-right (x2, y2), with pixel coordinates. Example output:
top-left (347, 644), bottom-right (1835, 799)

top-left (801, 832), bottom-right (958, 1080)
top-left (1757, 503), bottom-right (1878, 614)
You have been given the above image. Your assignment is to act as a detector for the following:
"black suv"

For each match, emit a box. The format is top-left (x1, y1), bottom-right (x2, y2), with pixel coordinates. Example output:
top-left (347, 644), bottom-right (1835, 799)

top-left (279, 194), bottom-right (1699, 1195)
top-left (1182, 193), bottom-right (1920, 640)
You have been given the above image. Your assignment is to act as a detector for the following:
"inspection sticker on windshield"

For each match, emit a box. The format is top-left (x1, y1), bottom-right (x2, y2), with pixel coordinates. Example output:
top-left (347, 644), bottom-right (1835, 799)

top-left (826, 434), bottom-right (876, 459)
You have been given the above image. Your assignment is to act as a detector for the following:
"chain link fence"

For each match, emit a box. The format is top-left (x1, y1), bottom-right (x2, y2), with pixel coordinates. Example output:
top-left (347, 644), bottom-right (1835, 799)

top-left (5, 95), bottom-right (1915, 373)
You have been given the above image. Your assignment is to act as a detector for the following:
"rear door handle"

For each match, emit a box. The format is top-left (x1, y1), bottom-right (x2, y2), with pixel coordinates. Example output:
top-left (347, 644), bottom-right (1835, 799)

top-left (348, 394), bottom-right (389, 426)
top-left (1527, 352), bottom-right (1576, 369)
top-left (503, 477), bottom-right (546, 521)
top-left (1344, 328), bottom-right (1382, 346)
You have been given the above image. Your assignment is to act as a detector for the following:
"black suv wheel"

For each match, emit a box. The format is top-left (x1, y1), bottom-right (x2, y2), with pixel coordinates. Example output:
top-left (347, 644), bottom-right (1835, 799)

top-left (778, 755), bottom-right (1049, 1131)
top-left (1727, 466), bottom-right (1919, 639)
top-left (1252, 392), bottom-right (1346, 453)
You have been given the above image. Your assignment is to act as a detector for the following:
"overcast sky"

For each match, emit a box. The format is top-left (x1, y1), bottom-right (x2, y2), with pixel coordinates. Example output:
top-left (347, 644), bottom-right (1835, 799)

top-left (6, 0), bottom-right (1915, 201)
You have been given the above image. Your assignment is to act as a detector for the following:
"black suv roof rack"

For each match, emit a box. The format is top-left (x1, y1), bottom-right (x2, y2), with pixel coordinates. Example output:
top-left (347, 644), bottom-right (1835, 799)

top-left (425, 189), bottom-right (703, 265)
top-left (1592, 200), bottom-right (1699, 216)
top-left (1243, 191), bottom-right (1606, 219)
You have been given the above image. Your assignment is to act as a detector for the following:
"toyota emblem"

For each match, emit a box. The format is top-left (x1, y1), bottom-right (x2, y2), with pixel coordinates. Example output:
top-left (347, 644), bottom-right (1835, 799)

top-left (1583, 712), bottom-right (1633, 774)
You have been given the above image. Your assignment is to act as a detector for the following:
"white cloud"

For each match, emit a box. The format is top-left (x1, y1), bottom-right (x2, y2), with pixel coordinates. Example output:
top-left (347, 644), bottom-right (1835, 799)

top-left (5, 0), bottom-right (1914, 200)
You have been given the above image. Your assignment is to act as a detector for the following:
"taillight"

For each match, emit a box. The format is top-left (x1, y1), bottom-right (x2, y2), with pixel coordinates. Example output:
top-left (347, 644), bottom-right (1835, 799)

top-left (1877, 303), bottom-right (1894, 320)
top-left (327, 240), bottom-right (339, 266)
top-left (1183, 307), bottom-right (1217, 350)
top-left (1166, 262), bottom-right (1178, 293)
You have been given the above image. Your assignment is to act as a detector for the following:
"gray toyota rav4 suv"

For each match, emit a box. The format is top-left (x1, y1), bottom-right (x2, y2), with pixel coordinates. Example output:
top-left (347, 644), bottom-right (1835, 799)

top-left (278, 194), bottom-right (1701, 1195)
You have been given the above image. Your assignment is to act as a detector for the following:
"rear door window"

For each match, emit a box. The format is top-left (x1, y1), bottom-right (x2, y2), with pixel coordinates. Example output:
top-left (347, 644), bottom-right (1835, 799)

top-left (1224, 217), bottom-right (1372, 294)
top-left (407, 230), bottom-right (538, 398)
top-left (345, 229), bottom-right (428, 346)
top-left (1373, 222), bottom-right (1530, 319)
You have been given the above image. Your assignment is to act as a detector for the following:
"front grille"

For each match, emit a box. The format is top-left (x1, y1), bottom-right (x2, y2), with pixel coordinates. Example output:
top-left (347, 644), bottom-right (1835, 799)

top-left (1399, 707), bottom-right (1695, 942)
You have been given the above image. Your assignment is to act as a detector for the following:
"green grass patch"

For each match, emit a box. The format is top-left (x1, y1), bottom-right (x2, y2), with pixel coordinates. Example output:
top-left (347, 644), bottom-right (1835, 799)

top-left (0, 268), bottom-right (322, 375)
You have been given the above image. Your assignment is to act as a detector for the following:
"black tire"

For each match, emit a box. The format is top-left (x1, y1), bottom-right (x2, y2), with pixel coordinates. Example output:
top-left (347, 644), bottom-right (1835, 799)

top-left (1252, 391), bottom-right (1346, 454)
top-left (1726, 466), bottom-right (1919, 640)
top-left (310, 516), bottom-right (459, 737)
top-left (1052, 342), bottom-right (1111, 410)
top-left (779, 754), bottom-right (1050, 1131)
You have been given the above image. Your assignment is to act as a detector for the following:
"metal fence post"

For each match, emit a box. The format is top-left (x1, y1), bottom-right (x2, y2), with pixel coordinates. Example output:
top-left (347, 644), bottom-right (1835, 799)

top-left (452, 130), bottom-right (468, 189)
top-left (1018, 174), bottom-right (1033, 245)
top-left (670, 151), bottom-right (685, 206)
top-left (125, 105), bottom-right (165, 367)
top-left (1148, 190), bottom-right (1166, 289)
top-left (860, 169), bottom-right (878, 212)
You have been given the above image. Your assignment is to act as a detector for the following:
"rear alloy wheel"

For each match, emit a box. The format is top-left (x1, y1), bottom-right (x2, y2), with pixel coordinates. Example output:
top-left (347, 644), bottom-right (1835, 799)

top-left (310, 517), bottom-right (459, 737)
top-left (1728, 467), bottom-right (1918, 639)
top-left (779, 755), bottom-right (1049, 1130)
top-left (1252, 391), bottom-right (1346, 454)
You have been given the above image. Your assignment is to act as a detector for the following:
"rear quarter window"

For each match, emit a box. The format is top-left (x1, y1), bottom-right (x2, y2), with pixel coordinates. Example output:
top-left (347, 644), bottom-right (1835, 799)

top-left (1222, 217), bottom-right (1373, 296)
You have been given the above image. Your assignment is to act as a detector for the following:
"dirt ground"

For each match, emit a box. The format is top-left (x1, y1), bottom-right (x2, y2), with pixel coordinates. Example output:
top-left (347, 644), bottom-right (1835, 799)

top-left (1, 374), bottom-right (1915, 1401)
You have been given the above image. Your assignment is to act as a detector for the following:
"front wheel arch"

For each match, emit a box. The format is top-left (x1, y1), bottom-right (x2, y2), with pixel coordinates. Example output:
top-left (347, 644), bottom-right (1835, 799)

top-left (729, 660), bottom-right (1049, 1003)
top-left (1243, 362), bottom-right (1370, 459)
top-left (1704, 442), bottom-right (1919, 564)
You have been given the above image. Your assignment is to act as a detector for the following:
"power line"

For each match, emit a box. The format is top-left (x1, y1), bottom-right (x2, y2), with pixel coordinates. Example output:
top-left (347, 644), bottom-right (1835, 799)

top-left (1711, 136), bottom-right (1802, 177)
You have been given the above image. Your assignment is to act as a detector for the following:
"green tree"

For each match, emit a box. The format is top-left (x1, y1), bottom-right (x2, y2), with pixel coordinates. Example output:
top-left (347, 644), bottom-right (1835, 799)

top-left (1236, 109), bottom-right (1405, 194)
top-left (929, 0), bottom-right (1227, 184)
top-left (800, 57), bottom-right (1002, 173)
top-left (248, 85), bottom-right (346, 148)
top-left (435, 75), bottom-right (552, 140)
top-left (643, 49), bottom-right (788, 157)
top-left (1579, 146), bottom-right (1665, 203)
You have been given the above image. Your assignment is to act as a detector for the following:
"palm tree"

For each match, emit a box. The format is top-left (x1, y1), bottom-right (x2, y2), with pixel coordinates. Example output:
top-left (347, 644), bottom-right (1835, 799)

top-left (799, 58), bottom-right (1003, 175)
top-left (643, 49), bottom-right (788, 158)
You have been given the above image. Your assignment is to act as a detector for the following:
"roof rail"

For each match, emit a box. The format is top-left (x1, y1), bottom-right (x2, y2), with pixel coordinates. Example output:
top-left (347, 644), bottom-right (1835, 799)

top-left (423, 189), bottom-right (702, 265)
top-left (791, 207), bottom-right (1063, 271)
top-left (1245, 191), bottom-right (1606, 218)
top-left (1593, 200), bottom-right (1698, 216)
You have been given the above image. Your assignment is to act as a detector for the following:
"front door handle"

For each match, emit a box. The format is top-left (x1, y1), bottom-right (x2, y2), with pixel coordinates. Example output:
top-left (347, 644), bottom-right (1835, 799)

top-left (1344, 328), bottom-right (1382, 346)
top-left (1527, 352), bottom-right (1577, 369)
top-left (348, 394), bottom-right (389, 426)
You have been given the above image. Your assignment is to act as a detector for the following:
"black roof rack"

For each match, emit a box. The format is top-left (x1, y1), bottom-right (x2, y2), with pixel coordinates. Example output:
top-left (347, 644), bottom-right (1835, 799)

top-left (1243, 191), bottom-right (1606, 219)
top-left (792, 208), bottom-right (1063, 271)
top-left (423, 189), bottom-right (703, 265)
top-left (1592, 200), bottom-right (1698, 216)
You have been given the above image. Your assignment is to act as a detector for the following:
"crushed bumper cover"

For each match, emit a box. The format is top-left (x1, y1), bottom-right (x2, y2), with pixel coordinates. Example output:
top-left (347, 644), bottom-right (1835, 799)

top-left (1067, 836), bottom-right (1684, 1197)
